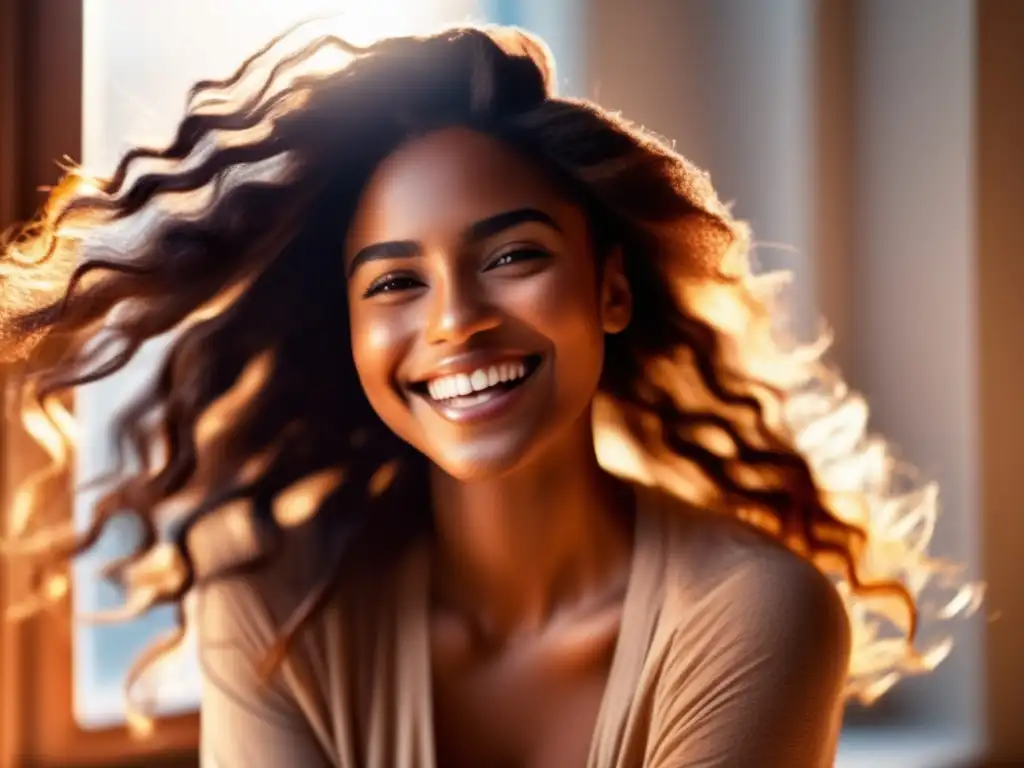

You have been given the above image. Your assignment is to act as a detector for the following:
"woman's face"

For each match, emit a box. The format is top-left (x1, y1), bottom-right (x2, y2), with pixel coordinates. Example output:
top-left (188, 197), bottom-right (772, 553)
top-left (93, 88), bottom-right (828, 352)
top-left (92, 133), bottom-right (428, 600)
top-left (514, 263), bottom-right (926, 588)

top-left (344, 127), bottom-right (630, 480)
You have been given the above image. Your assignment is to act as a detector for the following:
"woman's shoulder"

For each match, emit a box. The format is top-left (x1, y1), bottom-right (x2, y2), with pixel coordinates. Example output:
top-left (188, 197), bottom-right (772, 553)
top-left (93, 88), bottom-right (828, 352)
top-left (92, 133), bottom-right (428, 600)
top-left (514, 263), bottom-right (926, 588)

top-left (192, 512), bottom-right (411, 653)
top-left (638, 484), bottom-right (851, 655)
top-left (191, 519), bottom-right (331, 652)
top-left (629, 491), bottom-right (852, 766)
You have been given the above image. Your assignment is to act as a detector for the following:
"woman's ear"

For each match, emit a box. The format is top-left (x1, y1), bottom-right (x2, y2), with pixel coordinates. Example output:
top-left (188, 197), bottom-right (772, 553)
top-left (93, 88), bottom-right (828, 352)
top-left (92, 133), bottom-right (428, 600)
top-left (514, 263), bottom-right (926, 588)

top-left (600, 246), bottom-right (632, 334)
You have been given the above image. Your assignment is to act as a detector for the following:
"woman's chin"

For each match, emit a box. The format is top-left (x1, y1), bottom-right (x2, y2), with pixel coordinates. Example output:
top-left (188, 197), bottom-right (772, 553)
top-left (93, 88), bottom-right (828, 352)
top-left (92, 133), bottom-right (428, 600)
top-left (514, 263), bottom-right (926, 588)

top-left (425, 433), bottom-right (542, 483)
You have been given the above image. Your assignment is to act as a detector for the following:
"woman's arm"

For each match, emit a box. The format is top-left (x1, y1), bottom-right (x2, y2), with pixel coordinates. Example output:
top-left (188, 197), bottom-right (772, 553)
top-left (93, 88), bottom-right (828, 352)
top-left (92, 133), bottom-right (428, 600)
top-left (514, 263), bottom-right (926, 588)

top-left (647, 555), bottom-right (852, 768)
top-left (196, 577), bottom-right (333, 768)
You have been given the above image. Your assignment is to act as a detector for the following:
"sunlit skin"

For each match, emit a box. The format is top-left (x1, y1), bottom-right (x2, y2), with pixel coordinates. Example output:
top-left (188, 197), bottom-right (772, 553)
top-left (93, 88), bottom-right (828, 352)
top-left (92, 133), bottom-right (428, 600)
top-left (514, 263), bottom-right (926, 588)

top-left (345, 127), bottom-right (637, 767)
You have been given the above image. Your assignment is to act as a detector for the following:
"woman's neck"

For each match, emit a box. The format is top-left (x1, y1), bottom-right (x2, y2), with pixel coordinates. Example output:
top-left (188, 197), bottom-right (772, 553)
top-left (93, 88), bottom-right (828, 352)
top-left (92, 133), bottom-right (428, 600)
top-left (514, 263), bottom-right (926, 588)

top-left (428, 412), bottom-right (634, 639)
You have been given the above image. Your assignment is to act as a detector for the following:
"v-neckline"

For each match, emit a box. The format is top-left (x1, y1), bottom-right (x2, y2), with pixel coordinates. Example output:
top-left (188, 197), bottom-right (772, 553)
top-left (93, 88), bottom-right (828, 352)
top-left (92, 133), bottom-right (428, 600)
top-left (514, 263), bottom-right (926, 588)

top-left (398, 486), bottom-right (665, 768)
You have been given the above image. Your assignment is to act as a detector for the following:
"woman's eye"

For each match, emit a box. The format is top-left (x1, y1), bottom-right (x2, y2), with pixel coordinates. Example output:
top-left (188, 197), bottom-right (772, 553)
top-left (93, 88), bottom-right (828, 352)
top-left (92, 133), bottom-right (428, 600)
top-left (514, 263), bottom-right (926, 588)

top-left (485, 247), bottom-right (550, 271)
top-left (362, 274), bottom-right (424, 298)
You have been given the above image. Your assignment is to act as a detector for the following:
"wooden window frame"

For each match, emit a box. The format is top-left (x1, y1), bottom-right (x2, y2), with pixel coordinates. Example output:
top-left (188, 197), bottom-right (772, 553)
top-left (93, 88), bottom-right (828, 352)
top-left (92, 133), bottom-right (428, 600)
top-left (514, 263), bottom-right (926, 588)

top-left (0, 2), bottom-right (198, 765)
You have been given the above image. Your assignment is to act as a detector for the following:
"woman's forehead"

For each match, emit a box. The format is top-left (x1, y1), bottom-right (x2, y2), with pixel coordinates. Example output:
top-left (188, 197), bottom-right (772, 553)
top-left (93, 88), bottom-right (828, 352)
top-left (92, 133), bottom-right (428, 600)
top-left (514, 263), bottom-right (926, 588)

top-left (346, 127), bottom-right (569, 248)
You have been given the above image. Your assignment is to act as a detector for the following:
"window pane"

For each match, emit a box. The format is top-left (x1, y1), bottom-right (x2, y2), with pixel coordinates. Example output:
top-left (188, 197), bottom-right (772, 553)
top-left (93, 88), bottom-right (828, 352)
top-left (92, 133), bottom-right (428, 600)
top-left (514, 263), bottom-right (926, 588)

top-left (75, 0), bottom-right (482, 728)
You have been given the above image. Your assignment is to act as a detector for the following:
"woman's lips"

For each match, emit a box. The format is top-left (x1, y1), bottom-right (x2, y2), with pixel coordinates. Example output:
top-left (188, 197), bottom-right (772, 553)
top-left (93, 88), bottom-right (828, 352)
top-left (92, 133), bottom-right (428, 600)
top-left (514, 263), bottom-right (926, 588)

top-left (414, 357), bottom-right (542, 425)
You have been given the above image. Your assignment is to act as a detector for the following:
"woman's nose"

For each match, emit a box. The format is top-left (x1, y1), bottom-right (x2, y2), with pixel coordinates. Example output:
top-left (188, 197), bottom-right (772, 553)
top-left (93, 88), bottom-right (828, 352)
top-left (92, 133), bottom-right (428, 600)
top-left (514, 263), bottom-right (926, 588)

top-left (424, 271), bottom-right (501, 346)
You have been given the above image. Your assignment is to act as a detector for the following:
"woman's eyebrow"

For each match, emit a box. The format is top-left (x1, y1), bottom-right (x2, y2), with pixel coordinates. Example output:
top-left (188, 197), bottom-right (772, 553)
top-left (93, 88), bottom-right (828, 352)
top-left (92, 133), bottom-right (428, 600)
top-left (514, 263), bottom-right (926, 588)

top-left (347, 241), bottom-right (419, 277)
top-left (462, 207), bottom-right (562, 244)
top-left (347, 207), bottom-right (561, 278)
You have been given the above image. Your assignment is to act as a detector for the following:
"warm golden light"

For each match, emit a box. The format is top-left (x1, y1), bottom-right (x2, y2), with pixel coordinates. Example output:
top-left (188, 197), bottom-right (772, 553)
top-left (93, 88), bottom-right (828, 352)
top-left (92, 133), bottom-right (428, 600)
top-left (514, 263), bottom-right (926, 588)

top-left (0, 3), bottom-right (981, 740)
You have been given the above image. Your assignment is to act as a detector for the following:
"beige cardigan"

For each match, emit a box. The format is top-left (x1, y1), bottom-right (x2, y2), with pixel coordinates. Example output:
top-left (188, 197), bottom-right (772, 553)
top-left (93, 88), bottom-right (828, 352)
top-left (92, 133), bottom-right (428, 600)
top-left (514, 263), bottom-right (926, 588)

top-left (196, 486), bottom-right (850, 767)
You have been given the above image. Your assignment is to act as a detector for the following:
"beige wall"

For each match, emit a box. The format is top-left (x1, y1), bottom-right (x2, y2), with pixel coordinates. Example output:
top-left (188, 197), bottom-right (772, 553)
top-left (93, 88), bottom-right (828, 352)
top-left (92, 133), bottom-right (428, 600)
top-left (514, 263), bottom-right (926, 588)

top-left (978, 0), bottom-right (1024, 761)
top-left (585, 0), bottom-right (821, 336)
top-left (846, 0), bottom-right (981, 735)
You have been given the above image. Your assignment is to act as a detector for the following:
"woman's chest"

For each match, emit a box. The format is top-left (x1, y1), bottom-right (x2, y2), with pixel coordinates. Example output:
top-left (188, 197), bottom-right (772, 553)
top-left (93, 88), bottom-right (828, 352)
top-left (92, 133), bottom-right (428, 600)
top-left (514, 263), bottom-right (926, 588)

top-left (429, 619), bottom-right (618, 768)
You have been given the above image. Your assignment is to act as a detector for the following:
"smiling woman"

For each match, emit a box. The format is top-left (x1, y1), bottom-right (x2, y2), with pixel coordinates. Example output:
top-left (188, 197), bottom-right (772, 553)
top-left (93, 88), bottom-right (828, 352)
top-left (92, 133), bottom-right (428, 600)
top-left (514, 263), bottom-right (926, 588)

top-left (345, 130), bottom-right (630, 482)
top-left (0, 13), bottom-right (977, 768)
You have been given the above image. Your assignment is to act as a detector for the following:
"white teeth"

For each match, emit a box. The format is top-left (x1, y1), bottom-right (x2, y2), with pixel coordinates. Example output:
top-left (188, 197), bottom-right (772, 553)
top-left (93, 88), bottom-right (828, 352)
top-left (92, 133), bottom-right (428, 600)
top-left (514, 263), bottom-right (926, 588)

top-left (499, 362), bottom-right (525, 383)
top-left (470, 369), bottom-right (489, 391)
top-left (425, 360), bottom-right (532, 402)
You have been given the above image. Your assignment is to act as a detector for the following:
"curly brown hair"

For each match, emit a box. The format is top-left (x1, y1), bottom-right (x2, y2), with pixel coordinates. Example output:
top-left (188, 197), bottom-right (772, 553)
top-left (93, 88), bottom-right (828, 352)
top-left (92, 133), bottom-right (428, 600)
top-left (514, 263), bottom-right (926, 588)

top-left (2, 21), bottom-right (956, 720)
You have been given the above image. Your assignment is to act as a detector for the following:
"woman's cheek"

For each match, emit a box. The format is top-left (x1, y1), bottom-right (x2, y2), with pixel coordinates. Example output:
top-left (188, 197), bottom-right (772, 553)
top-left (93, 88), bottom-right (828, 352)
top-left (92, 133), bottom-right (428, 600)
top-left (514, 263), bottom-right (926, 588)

top-left (513, 268), bottom-right (602, 339)
top-left (351, 308), bottom-right (406, 390)
top-left (365, 315), bottom-right (402, 355)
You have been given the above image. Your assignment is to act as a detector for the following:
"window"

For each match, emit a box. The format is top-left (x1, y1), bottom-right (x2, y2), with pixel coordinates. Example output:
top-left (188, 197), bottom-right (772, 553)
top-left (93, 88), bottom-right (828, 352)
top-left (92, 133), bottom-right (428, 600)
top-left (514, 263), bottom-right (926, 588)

top-left (74, 0), bottom-right (483, 730)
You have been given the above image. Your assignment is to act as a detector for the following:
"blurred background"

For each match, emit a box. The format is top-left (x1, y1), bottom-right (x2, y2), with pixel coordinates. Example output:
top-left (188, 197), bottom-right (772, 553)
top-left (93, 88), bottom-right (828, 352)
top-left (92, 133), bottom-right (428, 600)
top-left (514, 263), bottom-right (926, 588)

top-left (0, 0), bottom-right (1020, 766)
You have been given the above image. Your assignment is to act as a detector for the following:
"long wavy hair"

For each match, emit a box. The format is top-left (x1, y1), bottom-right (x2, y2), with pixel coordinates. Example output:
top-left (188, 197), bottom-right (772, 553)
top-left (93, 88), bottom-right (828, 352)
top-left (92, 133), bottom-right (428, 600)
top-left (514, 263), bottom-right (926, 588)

top-left (0, 21), bottom-right (976, 720)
